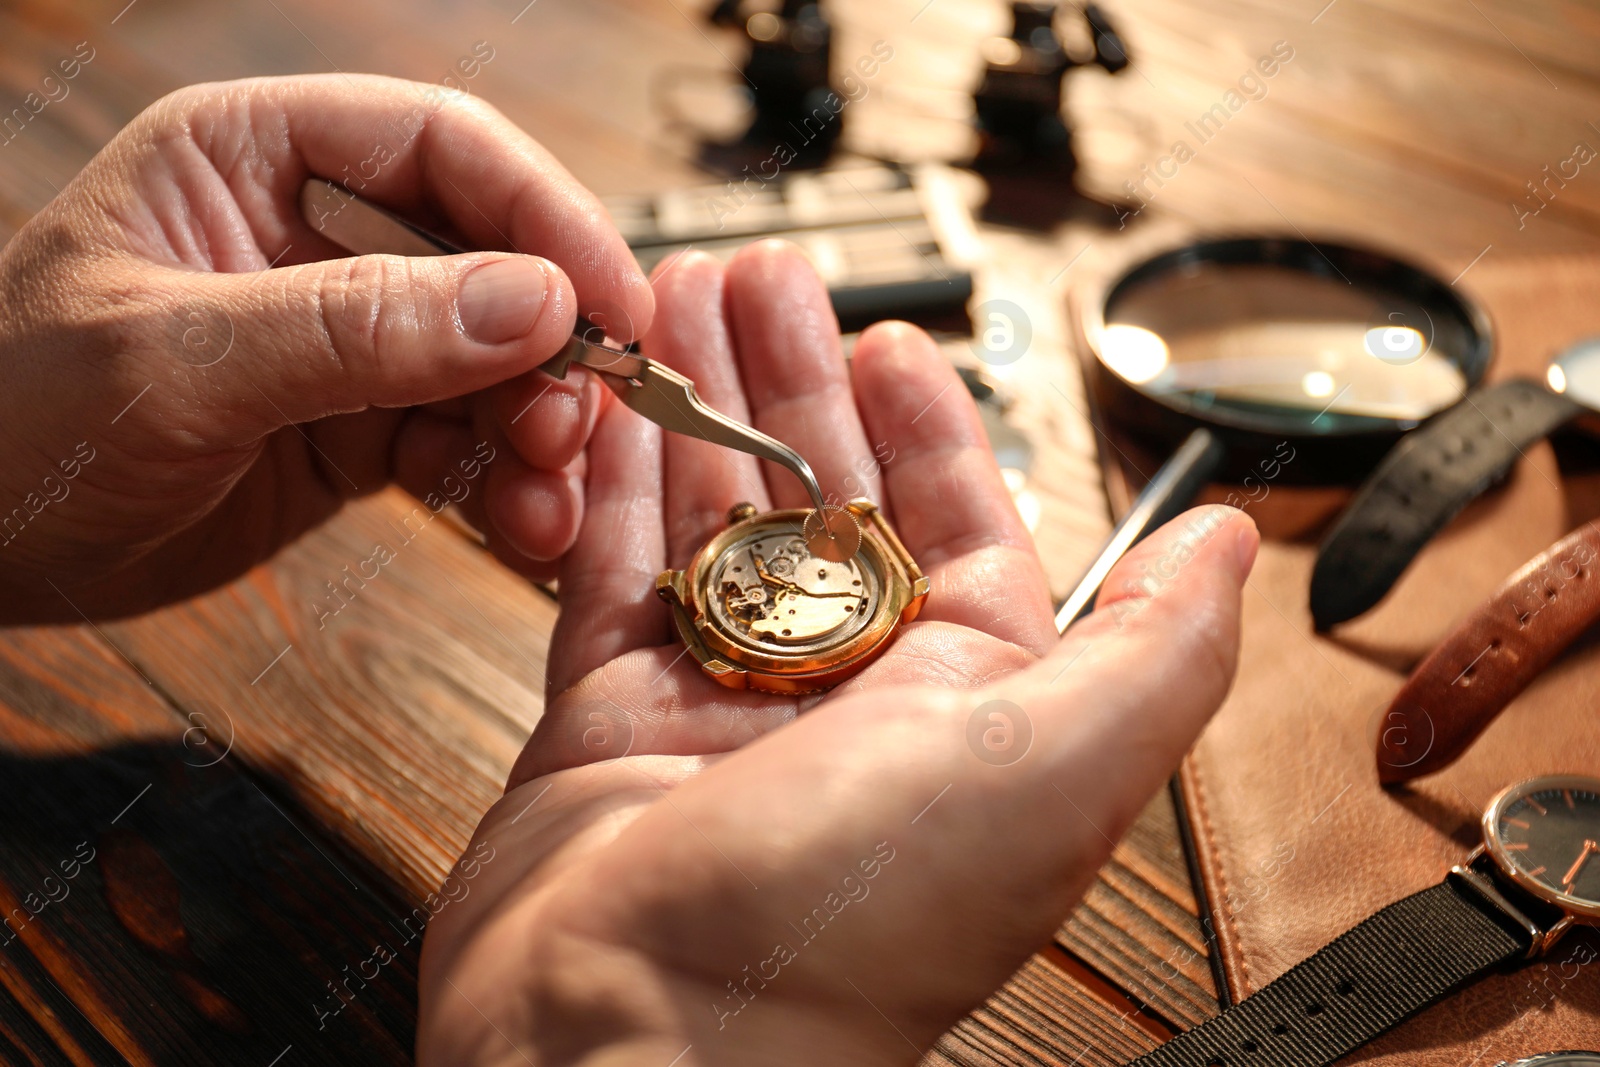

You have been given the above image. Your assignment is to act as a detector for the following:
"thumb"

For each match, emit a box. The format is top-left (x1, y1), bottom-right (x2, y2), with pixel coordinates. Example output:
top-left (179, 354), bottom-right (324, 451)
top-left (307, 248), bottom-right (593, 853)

top-left (164, 252), bottom-right (578, 444)
top-left (1015, 504), bottom-right (1258, 843)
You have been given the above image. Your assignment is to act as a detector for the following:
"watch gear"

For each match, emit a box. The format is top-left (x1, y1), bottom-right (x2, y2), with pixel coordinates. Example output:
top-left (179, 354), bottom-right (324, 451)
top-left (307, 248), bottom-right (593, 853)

top-left (657, 498), bottom-right (929, 693)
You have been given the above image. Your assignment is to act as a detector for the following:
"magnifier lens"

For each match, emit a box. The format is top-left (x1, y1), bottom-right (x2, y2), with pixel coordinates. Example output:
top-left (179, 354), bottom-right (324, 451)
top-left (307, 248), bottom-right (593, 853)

top-left (1549, 338), bottom-right (1600, 410)
top-left (1102, 259), bottom-right (1477, 433)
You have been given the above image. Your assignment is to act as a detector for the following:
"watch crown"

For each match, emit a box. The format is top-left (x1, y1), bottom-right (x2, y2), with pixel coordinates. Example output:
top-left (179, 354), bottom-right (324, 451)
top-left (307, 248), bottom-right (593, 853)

top-left (726, 502), bottom-right (759, 525)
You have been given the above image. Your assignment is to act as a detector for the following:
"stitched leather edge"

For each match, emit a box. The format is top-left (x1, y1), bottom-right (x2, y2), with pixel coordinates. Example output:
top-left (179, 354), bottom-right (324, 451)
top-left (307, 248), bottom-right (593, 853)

top-left (1178, 752), bottom-right (1252, 1004)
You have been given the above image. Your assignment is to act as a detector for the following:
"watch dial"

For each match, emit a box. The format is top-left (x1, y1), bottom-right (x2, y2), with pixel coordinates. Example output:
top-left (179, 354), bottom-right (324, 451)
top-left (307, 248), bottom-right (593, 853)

top-left (1492, 778), bottom-right (1600, 908)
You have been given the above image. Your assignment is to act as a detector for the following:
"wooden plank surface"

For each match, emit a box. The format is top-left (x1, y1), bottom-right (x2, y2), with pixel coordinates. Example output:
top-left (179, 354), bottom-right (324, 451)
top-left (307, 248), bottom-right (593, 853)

top-left (0, 625), bottom-right (420, 1065)
top-left (2, 0), bottom-right (1599, 1063)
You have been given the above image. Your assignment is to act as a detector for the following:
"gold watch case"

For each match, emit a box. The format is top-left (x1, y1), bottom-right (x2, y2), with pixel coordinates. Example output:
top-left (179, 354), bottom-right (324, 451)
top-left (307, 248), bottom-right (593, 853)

top-left (656, 498), bottom-right (929, 694)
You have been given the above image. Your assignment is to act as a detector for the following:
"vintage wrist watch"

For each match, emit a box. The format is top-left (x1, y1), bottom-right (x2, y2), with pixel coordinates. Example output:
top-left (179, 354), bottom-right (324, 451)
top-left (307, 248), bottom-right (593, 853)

top-left (1377, 521), bottom-right (1600, 784)
top-left (1496, 1055), bottom-right (1600, 1066)
top-left (1129, 775), bottom-right (1600, 1067)
top-left (656, 499), bottom-right (929, 694)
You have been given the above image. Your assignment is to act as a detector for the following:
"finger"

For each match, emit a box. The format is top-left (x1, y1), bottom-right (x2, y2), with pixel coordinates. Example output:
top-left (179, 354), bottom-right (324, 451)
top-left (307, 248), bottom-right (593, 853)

top-left (546, 397), bottom-right (670, 696)
top-left (492, 366), bottom-right (602, 472)
top-left (157, 251), bottom-right (579, 447)
top-left (1044, 505), bottom-right (1259, 740)
top-left (483, 453), bottom-right (585, 563)
top-left (393, 410), bottom-right (477, 503)
top-left (645, 250), bottom-right (772, 568)
top-left (421, 396), bottom-right (470, 420)
top-left (851, 321), bottom-right (1055, 654)
top-left (158, 74), bottom-right (653, 338)
top-left (475, 387), bottom-right (587, 563)
top-left (483, 525), bottom-right (562, 586)
top-left (723, 241), bottom-right (880, 511)
top-left (1075, 504), bottom-right (1258, 631)
top-left (1006, 505), bottom-right (1258, 850)
top-left (390, 411), bottom-right (511, 558)
top-left (301, 406), bottom-right (408, 496)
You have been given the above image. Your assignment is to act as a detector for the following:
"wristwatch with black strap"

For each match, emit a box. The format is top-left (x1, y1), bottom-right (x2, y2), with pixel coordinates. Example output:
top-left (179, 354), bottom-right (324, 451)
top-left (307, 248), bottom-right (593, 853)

top-left (1128, 775), bottom-right (1600, 1067)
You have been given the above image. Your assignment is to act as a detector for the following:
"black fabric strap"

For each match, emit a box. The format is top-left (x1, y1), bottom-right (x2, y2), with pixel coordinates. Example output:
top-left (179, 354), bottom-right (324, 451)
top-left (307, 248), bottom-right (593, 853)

top-left (1126, 878), bottom-right (1532, 1067)
top-left (1310, 378), bottom-right (1579, 630)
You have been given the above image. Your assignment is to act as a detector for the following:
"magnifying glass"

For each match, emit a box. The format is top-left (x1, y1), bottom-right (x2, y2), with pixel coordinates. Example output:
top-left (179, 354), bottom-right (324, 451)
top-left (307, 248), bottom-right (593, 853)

top-left (1055, 237), bottom-right (1493, 630)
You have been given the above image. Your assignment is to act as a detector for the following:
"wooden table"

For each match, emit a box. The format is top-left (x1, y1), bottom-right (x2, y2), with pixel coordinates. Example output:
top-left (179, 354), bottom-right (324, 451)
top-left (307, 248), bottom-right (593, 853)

top-left (1, 0), bottom-right (1597, 1063)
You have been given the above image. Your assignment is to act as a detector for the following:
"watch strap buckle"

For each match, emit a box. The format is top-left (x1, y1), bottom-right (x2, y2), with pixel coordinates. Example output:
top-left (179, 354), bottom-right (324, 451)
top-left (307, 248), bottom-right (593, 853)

top-left (1449, 856), bottom-right (1552, 958)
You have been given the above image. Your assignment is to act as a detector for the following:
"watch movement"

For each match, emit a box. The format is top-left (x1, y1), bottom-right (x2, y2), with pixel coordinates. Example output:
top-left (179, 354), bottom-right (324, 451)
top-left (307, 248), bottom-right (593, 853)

top-left (657, 499), bottom-right (929, 694)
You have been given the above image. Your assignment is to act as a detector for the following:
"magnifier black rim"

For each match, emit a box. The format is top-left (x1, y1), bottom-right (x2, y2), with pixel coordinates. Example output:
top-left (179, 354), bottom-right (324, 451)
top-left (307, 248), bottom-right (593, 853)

top-left (1082, 235), bottom-right (1495, 440)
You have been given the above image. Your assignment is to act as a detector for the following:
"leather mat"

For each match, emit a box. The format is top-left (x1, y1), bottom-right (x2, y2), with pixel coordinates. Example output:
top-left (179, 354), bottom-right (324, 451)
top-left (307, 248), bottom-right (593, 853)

top-left (1118, 251), bottom-right (1600, 1065)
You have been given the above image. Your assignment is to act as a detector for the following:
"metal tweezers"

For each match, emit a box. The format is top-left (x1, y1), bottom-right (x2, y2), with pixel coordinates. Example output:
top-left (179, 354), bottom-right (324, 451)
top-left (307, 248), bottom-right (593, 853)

top-left (297, 179), bottom-right (828, 517)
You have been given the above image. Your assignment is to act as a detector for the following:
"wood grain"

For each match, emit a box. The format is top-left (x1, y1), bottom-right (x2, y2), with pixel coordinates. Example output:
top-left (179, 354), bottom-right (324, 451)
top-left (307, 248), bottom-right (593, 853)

top-left (102, 487), bottom-right (556, 906)
top-left (1, 0), bottom-right (1598, 1062)
top-left (0, 625), bottom-right (421, 1064)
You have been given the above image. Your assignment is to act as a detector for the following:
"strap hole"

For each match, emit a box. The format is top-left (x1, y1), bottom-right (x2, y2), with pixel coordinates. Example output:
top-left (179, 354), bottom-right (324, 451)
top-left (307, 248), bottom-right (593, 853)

top-left (1306, 1002), bottom-right (1324, 1016)
top-left (1206, 1058), bottom-right (1226, 1067)
top-left (1271, 1023), bottom-right (1288, 1036)
top-left (1241, 1040), bottom-right (1259, 1053)
top-left (1336, 979), bottom-right (1355, 996)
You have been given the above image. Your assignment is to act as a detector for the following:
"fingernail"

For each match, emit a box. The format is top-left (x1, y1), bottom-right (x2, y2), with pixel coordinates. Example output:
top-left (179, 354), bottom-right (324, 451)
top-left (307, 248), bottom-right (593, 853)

top-left (1232, 518), bottom-right (1260, 582)
top-left (458, 258), bottom-right (548, 344)
top-left (580, 372), bottom-right (603, 436)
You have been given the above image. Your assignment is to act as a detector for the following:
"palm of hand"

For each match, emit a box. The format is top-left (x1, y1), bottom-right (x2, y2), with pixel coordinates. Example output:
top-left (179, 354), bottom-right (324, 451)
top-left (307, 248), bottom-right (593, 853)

top-left (417, 243), bottom-right (1254, 1067)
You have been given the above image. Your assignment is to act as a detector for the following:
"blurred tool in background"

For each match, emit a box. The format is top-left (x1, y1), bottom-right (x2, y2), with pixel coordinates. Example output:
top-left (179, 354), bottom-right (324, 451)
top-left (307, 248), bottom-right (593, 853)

top-left (972, 2), bottom-right (1128, 180)
top-left (705, 0), bottom-right (840, 169)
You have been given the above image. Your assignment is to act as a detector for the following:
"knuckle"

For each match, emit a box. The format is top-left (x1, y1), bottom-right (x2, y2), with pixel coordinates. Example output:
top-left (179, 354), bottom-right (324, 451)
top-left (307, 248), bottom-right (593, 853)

top-left (140, 83), bottom-right (206, 126)
top-left (83, 266), bottom-right (172, 364)
top-left (64, 267), bottom-right (213, 455)
top-left (316, 255), bottom-right (414, 401)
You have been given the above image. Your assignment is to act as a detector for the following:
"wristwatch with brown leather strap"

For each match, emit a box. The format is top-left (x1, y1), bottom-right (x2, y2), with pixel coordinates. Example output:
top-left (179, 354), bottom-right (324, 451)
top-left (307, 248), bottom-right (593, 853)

top-left (1376, 521), bottom-right (1600, 784)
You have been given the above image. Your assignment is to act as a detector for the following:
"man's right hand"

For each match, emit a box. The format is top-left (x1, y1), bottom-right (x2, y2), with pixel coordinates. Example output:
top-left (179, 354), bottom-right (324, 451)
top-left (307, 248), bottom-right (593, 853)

top-left (0, 73), bottom-right (654, 622)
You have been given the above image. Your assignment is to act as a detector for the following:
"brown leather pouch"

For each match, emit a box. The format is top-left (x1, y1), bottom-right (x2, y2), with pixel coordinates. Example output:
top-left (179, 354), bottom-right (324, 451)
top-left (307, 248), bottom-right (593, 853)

top-left (1129, 252), bottom-right (1600, 1064)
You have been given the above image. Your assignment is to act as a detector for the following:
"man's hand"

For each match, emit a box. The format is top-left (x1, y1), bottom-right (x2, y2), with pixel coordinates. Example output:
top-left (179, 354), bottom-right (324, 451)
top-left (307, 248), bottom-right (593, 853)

top-left (0, 74), bottom-right (653, 621)
top-left (416, 242), bottom-right (1258, 1066)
